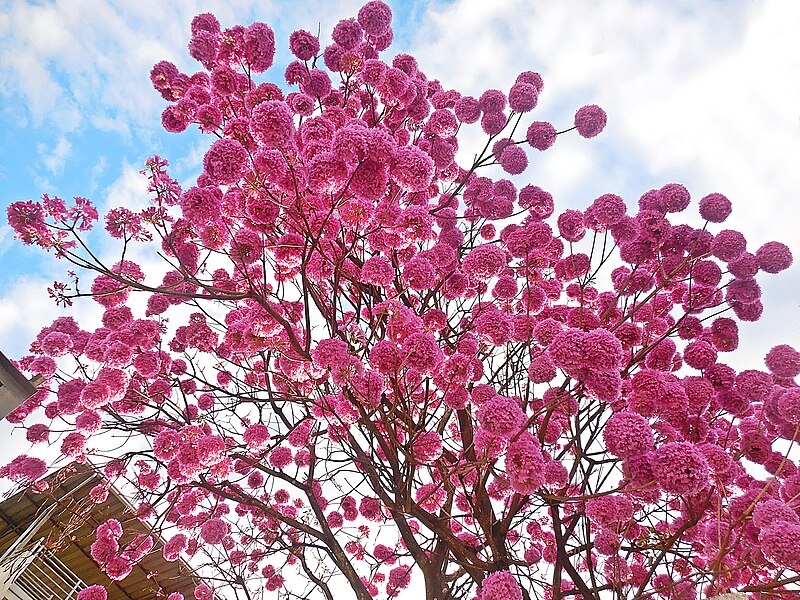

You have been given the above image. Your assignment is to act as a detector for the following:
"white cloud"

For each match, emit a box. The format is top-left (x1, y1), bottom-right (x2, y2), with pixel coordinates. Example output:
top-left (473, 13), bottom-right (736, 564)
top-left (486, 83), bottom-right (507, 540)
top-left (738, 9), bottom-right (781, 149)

top-left (409, 0), bottom-right (800, 364)
top-left (0, 0), bottom-right (372, 137)
top-left (0, 225), bottom-right (13, 261)
top-left (2, 0), bottom-right (797, 362)
top-left (89, 155), bottom-right (109, 193)
top-left (36, 136), bottom-right (72, 175)
top-left (0, 275), bottom-right (103, 359)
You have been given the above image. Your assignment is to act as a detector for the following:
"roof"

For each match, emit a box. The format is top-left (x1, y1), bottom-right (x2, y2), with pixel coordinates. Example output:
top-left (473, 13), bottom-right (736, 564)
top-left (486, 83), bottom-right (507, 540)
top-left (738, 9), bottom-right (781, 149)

top-left (0, 462), bottom-right (200, 600)
top-left (0, 351), bottom-right (38, 420)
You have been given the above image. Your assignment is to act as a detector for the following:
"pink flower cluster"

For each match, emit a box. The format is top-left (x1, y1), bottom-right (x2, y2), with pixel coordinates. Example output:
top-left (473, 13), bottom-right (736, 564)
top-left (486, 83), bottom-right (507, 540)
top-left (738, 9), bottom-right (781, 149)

top-left (548, 328), bottom-right (623, 401)
top-left (77, 586), bottom-right (107, 600)
top-left (473, 571), bottom-right (523, 600)
top-left (5, 1), bottom-right (800, 599)
top-left (89, 519), bottom-right (151, 581)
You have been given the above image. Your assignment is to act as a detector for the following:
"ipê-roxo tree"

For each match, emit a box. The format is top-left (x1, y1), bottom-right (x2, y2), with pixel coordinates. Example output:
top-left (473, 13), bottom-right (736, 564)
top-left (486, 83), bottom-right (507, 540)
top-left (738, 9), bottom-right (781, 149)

top-left (4, 2), bottom-right (800, 599)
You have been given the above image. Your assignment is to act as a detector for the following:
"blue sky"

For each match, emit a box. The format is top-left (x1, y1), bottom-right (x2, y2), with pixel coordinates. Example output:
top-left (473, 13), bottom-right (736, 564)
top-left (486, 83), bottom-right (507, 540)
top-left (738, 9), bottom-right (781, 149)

top-left (0, 0), bottom-right (799, 372)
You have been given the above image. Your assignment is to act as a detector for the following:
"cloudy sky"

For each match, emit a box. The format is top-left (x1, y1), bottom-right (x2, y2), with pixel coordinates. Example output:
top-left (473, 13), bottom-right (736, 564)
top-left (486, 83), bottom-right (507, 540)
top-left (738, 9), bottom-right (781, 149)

top-left (0, 0), bottom-right (798, 373)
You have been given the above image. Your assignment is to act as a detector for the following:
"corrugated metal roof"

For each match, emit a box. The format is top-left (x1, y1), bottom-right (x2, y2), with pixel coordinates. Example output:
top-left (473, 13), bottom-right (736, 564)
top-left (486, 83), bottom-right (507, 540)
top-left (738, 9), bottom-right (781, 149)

top-left (0, 351), bottom-right (39, 420)
top-left (0, 463), bottom-right (200, 600)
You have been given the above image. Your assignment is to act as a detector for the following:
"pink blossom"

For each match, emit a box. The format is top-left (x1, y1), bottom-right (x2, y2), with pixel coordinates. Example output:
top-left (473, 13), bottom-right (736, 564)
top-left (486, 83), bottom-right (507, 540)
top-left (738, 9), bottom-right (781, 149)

top-left (481, 111), bottom-right (506, 135)
top-left (711, 229), bottom-right (747, 262)
top-left (516, 70), bottom-right (544, 92)
top-left (776, 388), bottom-right (800, 425)
top-left (415, 483), bottom-right (446, 512)
top-left (90, 534), bottom-right (118, 564)
top-left (402, 331), bottom-right (444, 374)
top-left (692, 259), bottom-right (722, 287)
top-left (443, 386), bottom-right (469, 410)
top-left (332, 18), bottom-right (362, 50)
top-left (76, 410), bottom-right (102, 433)
top-left (196, 435), bottom-right (225, 466)
top-left (373, 543), bottom-right (395, 563)
top-left (462, 245), bottom-right (506, 281)
top-left (358, 1), bottom-right (393, 37)
top-left (250, 101), bottom-right (295, 149)
top-left (359, 497), bottom-right (383, 522)
top-left (651, 442), bottom-right (709, 495)
top-left (203, 138), bottom-right (248, 185)
top-left (104, 555), bottom-right (133, 580)
top-left (699, 192), bottom-right (732, 222)
top-left (402, 256), bottom-right (436, 290)
top-left (391, 145), bottom-right (434, 192)
top-left (455, 96), bottom-right (481, 123)
top-left (492, 275), bottom-right (517, 300)
top-left (153, 430), bottom-right (181, 461)
top-left (243, 423), bottom-right (271, 450)
top-left (479, 89), bottom-right (506, 114)
top-left (305, 69), bottom-right (333, 98)
top-left (760, 521), bottom-right (800, 570)
top-left (179, 186), bottom-right (221, 224)
top-left (477, 396), bottom-right (524, 440)
top-left (734, 369), bottom-right (772, 401)
top-left (658, 183), bottom-right (691, 213)
top-left (369, 339), bottom-right (400, 375)
top-left (360, 59), bottom-right (388, 87)
top-left (101, 306), bottom-right (133, 331)
top-left (163, 534), bottom-right (188, 561)
top-left (527, 355), bottom-right (556, 384)
top-left (508, 82), bottom-right (538, 112)
top-left (585, 494), bottom-right (634, 528)
top-left (755, 241), bottom-right (793, 274)
top-left (604, 412), bottom-right (653, 458)
top-left (557, 209), bottom-right (586, 242)
top-left (752, 498), bottom-right (800, 530)
top-left (474, 570), bottom-right (523, 600)
top-left (210, 65), bottom-right (240, 95)
top-left (505, 432), bottom-right (545, 494)
top-left (683, 340), bottom-right (718, 370)
top-left (90, 275), bottom-right (129, 307)
top-left (191, 13), bottom-right (220, 36)
top-left (285, 61), bottom-right (310, 86)
top-left (574, 104), bottom-right (607, 138)
top-left (426, 109), bottom-right (458, 137)
top-left (585, 193), bottom-right (626, 228)
top-left (77, 586), bottom-right (107, 600)
top-left (475, 309), bottom-right (513, 346)
top-left (526, 121), bottom-right (556, 151)
top-left (289, 30), bottom-right (320, 61)
top-left (269, 446), bottom-right (293, 468)
top-left (361, 255), bottom-right (395, 287)
top-left (765, 344), bottom-right (800, 378)
top-left (387, 566), bottom-right (412, 595)
top-left (26, 423), bottom-right (50, 444)
top-left (188, 30), bottom-right (218, 69)
top-left (200, 518), bottom-right (230, 544)
top-left (726, 277), bottom-right (761, 304)
top-left (549, 327), bottom-right (623, 376)
top-left (393, 53), bottom-right (418, 76)
top-left (326, 511), bottom-right (344, 528)
top-left (61, 432), bottom-right (87, 457)
top-left (412, 431), bottom-right (443, 464)
top-left (5, 455), bottom-right (47, 482)
top-left (244, 22), bottom-right (275, 72)
top-left (307, 152), bottom-right (348, 193)
top-left (497, 143), bottom-right (528, 174)
top-left (41, 331), bottom-right (73, 356)
top-left (516, 187), bottom-right (553, 222)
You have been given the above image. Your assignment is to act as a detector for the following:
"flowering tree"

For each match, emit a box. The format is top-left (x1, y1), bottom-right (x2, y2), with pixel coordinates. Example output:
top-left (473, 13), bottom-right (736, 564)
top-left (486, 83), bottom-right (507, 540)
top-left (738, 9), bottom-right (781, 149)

top-left (5, 2), bottom-right (800, 600)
